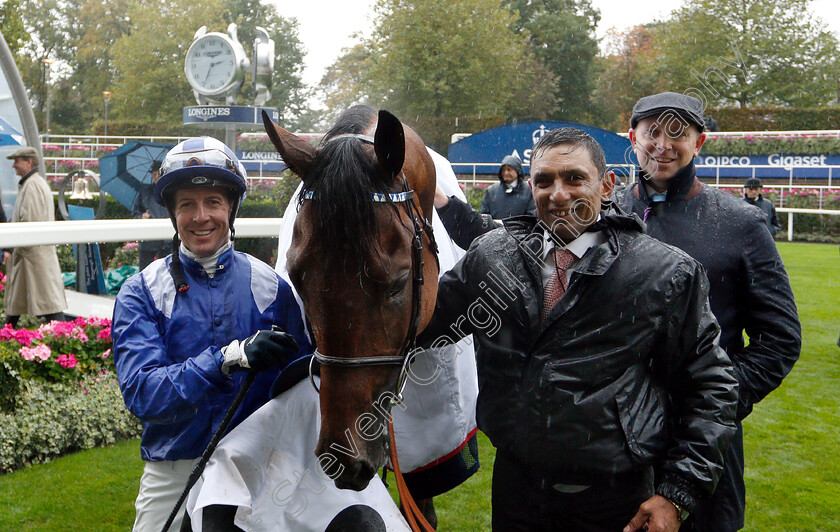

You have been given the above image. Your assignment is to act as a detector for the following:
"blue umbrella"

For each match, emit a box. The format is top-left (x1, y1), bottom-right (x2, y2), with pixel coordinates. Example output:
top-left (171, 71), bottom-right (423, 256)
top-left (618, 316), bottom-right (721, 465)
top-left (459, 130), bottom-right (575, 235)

top-left (99, 141), bottom-right (173, 210)
top-left (0, 116), bottom-right (23, 146)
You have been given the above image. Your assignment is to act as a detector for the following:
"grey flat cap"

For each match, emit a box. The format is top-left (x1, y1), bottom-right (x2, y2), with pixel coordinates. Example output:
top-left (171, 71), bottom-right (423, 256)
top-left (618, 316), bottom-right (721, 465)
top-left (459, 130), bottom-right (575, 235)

top-left (5, 146), bottom-right (39, 160)
top-left (630, 92), bottom-right (705, 131)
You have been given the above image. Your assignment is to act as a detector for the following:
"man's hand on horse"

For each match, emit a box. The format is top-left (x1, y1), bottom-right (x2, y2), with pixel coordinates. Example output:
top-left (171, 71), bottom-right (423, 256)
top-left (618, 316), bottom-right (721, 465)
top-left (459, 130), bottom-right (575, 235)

top-left (221, 328), bottom-right (299, 374)
top-left (623, 494), bottom-right (682, 532)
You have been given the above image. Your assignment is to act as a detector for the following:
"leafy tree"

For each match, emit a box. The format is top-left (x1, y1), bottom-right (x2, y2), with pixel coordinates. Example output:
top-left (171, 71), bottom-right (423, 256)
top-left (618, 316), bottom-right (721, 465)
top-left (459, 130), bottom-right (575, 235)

top-left (505, 0), bottom-right (601, 121)
top-left (0, 0), bottom-right (29, 55)
top-left (317, 42), bottom-right (376, 126)
top-left (110, 0), bottom-right (227, 124)
top-left (654, 0), bottom-right (840, 108)
top-left (223, 0), bottom-right (309, 127)
top-left (593, 24), bottom-right (663, 131)
top-left (366, 0), bottom-right (526, 119)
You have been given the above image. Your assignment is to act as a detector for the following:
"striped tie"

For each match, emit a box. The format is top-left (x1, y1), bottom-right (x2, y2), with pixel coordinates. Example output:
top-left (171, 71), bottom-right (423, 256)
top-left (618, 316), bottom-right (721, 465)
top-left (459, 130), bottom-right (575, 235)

top-left (540, 247), bottom-right (577, 323)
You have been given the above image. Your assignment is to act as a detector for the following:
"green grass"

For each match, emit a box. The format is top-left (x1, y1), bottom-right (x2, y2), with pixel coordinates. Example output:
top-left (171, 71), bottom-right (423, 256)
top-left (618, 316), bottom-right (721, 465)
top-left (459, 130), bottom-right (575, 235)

top-left (0, 242), bottom-right (836, 530)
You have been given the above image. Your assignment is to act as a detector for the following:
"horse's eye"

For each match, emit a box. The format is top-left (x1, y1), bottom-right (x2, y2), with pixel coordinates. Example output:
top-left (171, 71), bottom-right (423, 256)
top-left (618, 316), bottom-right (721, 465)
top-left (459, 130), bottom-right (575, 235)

top-left (388, 276), bottom-right (409, 299)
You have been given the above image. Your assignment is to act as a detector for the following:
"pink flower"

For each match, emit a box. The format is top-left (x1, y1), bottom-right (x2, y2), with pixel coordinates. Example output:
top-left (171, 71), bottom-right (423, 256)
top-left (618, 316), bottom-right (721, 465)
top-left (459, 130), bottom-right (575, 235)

top-left (13, 328), bottom-right (43, 346)
top-left (74, 317), bottom-right (87, 327)
top-left (97, 327), bottom-right (111, 341)
top-left (19, 343), bottom-right (51, 362)
top-left (51, 321), bottom-right (76, 338)
top-left (124, 242), bottom-right (139, 251)
top-left (0, 324), bottom-right (14, 341)
top-left (57, 354), bottom-right (78, 369)
top-left (71, 328), bottom-right (89, 343)
top-left (101, 349), bottom-right (111, 359)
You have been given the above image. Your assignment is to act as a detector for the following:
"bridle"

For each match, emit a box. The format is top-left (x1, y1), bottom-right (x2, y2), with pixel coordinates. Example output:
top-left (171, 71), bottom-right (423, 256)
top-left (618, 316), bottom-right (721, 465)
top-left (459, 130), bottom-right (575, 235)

top-left (304, 133), bottom-right (438, 407)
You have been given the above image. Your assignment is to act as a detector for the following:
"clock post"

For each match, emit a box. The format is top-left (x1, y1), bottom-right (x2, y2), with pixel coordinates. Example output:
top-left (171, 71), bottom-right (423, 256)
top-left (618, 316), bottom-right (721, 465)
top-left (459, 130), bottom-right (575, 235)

top-left (183, 23), bottom-right (277, 154)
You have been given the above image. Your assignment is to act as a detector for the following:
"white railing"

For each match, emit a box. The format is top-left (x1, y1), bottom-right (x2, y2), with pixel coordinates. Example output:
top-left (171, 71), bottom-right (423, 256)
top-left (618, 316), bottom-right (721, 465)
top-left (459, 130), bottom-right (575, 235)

top-left (617, 130), bottom-right (840, 139)
top-left (0, 218), bottom-right (283, 248)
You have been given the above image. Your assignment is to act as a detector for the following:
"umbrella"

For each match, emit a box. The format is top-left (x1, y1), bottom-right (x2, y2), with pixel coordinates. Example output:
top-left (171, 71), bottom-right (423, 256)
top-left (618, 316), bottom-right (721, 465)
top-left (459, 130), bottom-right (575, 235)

top-left (99, 140), bottom-right (173, 210)
top-left (0, 116), bottom-right (23, 146)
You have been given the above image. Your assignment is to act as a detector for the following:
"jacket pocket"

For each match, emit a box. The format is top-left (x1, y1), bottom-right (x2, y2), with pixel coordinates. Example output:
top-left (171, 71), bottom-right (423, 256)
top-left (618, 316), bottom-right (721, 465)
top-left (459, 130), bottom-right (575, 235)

top-left (614, 373), bottom-right (670, 467)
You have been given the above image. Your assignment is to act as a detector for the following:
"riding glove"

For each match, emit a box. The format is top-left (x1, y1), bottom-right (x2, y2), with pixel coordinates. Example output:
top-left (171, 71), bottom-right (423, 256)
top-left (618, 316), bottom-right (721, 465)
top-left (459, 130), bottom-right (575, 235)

top-left (221, 328), bottom-right (299, 374)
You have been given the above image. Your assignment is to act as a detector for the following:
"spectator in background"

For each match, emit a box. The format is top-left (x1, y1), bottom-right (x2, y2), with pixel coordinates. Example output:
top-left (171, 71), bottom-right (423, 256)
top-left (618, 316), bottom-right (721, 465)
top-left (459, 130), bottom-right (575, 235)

top-left (480, 154), bottom-right (536, 219)
top-left (743, 177), bottom-right (781, 236)
top-left (3, 147), bottom-right (66, 327)
top-left (132, 159), bottom-right (171, 270)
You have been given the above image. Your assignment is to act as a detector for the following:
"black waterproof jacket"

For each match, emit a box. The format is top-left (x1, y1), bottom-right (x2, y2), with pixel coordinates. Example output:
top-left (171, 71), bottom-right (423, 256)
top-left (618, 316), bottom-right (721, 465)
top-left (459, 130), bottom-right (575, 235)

top-left (615, 163), bottom-right (801, 531)
top-left (420, 205), bottom-right (738, 512)
top-left (744, 195), bottom-right (781, 236)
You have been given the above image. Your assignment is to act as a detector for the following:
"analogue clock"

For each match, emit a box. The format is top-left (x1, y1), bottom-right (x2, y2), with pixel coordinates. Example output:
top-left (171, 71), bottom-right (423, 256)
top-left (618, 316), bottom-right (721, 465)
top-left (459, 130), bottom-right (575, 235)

top-left (184, 25), bottom-right (249, 102)
top-left (186, 34), bottom-right (237, 94)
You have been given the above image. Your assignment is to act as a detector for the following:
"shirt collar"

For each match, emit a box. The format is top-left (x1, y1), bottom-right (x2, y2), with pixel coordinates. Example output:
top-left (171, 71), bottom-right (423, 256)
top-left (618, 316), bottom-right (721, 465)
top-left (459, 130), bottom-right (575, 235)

top-left (541, 221), bottom-right (603, 261)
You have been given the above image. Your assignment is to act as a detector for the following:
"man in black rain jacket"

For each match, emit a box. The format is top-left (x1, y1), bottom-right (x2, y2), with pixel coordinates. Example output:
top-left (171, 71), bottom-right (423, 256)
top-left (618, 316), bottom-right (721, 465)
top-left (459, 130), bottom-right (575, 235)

top-left (421, 127), bottom-right (737, 532)
top-left (615, 92), bottom-right (801, 532)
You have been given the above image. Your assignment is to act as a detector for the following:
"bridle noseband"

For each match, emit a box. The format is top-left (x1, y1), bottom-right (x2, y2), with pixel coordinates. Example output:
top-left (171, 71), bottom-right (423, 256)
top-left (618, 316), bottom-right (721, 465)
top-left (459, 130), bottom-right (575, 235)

top-left (305, 133), bottom-right (438, 407)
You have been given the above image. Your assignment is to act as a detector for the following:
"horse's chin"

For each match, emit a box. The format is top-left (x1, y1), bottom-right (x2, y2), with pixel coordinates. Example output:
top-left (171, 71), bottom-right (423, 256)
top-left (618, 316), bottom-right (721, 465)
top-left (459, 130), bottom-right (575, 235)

top-left (317, 435), bottom-right (389, 492)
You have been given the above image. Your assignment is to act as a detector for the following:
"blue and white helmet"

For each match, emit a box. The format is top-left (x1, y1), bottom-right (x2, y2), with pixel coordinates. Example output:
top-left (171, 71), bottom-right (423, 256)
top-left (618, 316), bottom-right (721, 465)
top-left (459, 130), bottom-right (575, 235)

top-left (155, 136), bottom-right (247, 208)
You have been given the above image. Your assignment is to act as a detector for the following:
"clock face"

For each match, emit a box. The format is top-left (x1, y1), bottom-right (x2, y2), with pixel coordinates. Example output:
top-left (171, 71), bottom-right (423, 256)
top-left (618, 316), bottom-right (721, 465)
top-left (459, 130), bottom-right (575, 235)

top-left (186, 35), bottom-right (237, 94)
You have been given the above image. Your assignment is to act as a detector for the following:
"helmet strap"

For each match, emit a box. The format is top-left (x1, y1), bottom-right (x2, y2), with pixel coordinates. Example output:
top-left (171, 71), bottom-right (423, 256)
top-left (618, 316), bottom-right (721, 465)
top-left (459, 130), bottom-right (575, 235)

top-left (168, 234), bottom-right (190, 293)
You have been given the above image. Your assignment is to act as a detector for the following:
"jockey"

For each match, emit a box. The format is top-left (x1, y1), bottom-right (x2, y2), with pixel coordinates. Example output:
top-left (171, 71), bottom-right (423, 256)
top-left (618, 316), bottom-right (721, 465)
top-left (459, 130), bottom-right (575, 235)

top-left (111, 137), bottom-right (312, 532)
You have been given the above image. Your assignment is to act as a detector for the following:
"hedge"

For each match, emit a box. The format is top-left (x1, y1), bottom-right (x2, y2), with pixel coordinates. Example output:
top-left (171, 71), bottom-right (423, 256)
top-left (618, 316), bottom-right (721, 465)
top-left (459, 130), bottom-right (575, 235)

top-left (707, 107), bottom-right (840, 133)
top-left (0, 372), bottom-right (141, 474)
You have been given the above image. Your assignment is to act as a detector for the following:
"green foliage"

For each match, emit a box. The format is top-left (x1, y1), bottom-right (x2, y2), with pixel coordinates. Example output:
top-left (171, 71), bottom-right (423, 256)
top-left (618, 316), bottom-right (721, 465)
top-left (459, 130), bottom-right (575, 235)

top-left (653, 0), bottom-right (840, 108)
top-left (0, 342), bottom-right (21, 413)
top-left (505, 0), bottom-right (601, 121)
top-left (366, 0), bottom-right (526, 119)
top-left (706, 107), bottom-right (840, 132)
top-left (0, 373), bottom-right (142, 474)
top-left (107, 242), bottom-right (139, 270)
top-left (0, 0), bottom-right (28, 55)
top-left (464, 183), bottom-right (489, 211)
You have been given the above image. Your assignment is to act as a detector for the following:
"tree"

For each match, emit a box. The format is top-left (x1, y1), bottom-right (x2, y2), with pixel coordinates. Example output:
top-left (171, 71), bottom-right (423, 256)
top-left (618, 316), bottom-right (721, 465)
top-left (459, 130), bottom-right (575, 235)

top-left (317, 42), bottom-right (376, 126)
top-left (224, 0), bottom-right (309, 127)
top-left (0, 0), bottom-right (29, 55)
top-left (654, 0), bottom-right (840, 108)
top-left (365, 0), bottom-right (526, 119)
top-left (110, 0), bottom-right (228, 124)
top-left (592, 24), bottom-right (664, 131)
top-left (504, 0), bottom-right (601, 121)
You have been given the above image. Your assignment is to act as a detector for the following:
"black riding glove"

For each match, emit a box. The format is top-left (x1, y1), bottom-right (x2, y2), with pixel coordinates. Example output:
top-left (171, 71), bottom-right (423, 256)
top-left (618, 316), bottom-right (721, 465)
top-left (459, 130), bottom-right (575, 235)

top-left (221, 328), bottom-right (299, 374)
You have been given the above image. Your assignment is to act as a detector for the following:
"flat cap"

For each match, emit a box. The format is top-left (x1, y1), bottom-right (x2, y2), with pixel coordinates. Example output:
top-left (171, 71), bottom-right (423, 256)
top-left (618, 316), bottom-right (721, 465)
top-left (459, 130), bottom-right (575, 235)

top-left (630, 92), bottom-right (705, 131)
top-left (5, 146), bottom-right (39, 160)
top-left (744, 177), bottom-right (762, 188)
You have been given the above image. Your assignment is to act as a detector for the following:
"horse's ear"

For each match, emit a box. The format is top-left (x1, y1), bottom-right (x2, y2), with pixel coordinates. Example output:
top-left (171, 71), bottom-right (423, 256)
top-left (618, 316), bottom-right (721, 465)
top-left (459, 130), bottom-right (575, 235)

top-left (374, 110), bottom-right (405, 180)
top-left (262, 110), bottom-right (316, 179)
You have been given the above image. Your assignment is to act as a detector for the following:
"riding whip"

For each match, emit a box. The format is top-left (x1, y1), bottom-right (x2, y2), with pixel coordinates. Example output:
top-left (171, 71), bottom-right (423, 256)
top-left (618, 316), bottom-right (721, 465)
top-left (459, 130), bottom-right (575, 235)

top-left (160, 370), bottom-right (257, 532)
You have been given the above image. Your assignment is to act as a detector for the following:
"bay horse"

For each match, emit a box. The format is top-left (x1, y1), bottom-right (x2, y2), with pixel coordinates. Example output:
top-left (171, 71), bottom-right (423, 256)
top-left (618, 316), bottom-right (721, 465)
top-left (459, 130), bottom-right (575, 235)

top-left (262, 106), bottom-right (440, 494)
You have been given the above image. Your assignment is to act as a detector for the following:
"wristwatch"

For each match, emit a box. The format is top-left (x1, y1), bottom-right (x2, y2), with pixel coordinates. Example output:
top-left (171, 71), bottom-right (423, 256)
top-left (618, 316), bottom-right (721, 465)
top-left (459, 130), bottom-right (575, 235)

top-left (668, 498), bottom-right (690, 522)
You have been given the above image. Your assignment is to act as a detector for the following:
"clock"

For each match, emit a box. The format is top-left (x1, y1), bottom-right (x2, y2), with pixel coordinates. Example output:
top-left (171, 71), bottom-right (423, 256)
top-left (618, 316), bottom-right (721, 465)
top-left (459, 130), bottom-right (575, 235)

top-left (185, 25), bottom-right (250, 104)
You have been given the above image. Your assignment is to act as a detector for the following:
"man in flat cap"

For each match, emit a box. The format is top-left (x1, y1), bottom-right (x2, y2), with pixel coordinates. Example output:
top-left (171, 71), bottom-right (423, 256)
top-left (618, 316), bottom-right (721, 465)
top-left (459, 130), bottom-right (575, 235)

top-left (614, 92), bottom-right (801, 532)
top-left (743, 177), bottom-right (781, 236)
top-left (4, 146), bottom-right (66, 327)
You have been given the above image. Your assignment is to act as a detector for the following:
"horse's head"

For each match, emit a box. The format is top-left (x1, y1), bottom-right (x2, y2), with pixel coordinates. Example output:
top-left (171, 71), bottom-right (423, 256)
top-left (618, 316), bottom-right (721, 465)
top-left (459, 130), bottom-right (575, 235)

top-left (263, 106), bottom-right (438, 490)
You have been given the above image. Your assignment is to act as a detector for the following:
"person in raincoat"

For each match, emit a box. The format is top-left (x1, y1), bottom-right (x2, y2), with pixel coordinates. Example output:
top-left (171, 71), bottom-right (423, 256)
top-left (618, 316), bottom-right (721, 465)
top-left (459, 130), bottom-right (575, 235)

top-left (131, 159), bottom-right (171, 269)
top-left (615, 92), bottom-right (801, 532)
top-left (421, 127), bottom-right (738, 532)
top-left (743, 177), bottom-right (781, 236)
top-left (3, 146), bottom-right (66, 326)
top-left (480, 154), bottom-right (536, 219)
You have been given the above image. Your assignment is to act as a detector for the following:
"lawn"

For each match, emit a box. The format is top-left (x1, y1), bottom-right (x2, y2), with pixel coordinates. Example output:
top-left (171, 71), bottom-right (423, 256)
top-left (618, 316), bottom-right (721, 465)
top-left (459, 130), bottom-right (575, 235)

top-left (0, 242), bottom-right (836, 531)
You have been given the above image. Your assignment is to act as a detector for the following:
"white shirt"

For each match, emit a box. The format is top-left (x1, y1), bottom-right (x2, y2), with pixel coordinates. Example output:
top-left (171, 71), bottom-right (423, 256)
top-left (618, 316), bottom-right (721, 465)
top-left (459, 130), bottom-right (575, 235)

top-left (539, 228), bottom-right (605, 288)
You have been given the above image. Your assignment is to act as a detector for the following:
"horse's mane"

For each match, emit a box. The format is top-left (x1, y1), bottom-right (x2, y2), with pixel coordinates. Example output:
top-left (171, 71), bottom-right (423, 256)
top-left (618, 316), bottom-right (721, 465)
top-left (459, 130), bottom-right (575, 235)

top-left (298, 105), bottom-right (396, 273)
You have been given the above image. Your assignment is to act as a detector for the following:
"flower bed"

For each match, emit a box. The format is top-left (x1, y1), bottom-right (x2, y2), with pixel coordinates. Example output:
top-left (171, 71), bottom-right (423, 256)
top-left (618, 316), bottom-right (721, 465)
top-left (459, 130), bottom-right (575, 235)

top-left (0, 316), bottom-right (140, 473)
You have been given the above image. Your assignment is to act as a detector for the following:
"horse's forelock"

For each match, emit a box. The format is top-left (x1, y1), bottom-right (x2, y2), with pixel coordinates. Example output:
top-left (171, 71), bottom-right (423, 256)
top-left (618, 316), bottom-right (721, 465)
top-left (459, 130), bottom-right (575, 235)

top-left (299, 136), bottom-right (393, 274)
